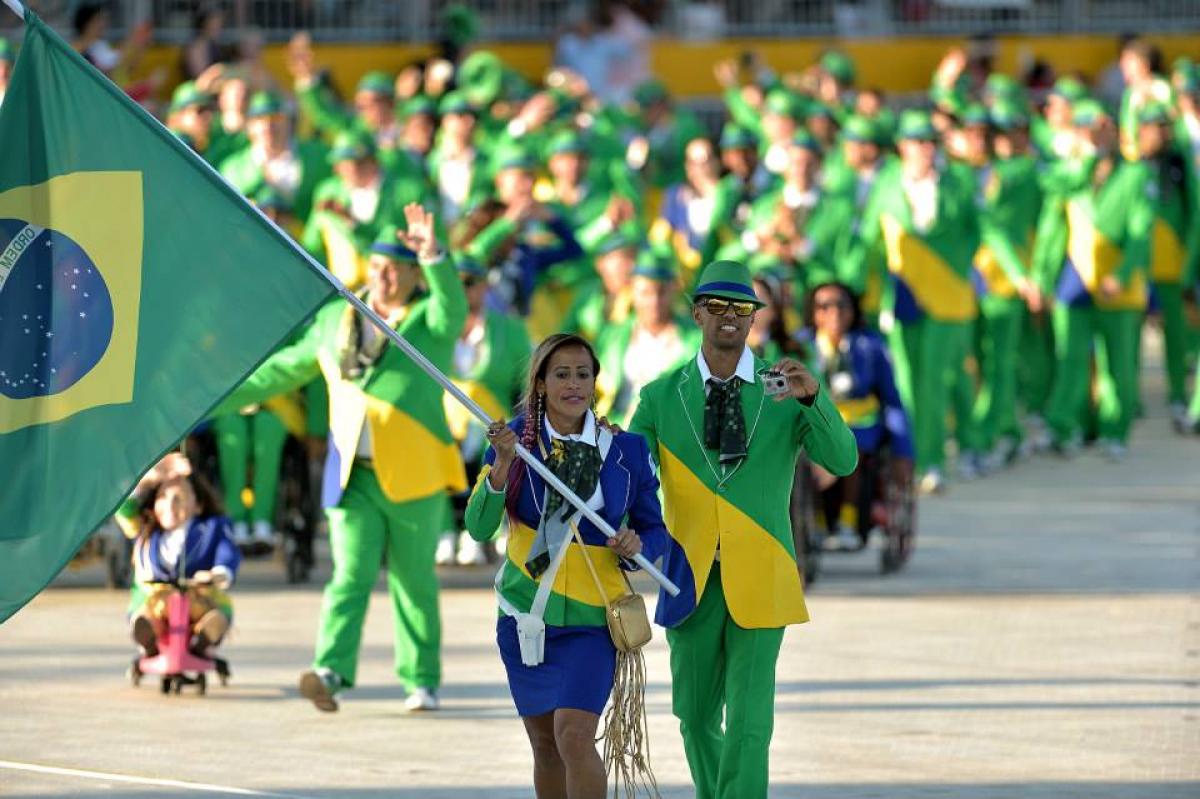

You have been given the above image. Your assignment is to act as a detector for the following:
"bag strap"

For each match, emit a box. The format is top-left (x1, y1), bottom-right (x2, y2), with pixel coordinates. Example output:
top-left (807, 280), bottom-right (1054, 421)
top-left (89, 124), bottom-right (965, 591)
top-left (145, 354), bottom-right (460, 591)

top-left (570, 521), bottom-right (635, 611)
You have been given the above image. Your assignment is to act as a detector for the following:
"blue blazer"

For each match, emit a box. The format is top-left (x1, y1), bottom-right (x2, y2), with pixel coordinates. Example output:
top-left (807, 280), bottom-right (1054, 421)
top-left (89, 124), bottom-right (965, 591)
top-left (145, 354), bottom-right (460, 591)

top-left (484, 415), bottom-right (669, 567)
top-left (132, 515), bottom-right (242, 585)
top-left (798, 328), bottom-right (914, 458)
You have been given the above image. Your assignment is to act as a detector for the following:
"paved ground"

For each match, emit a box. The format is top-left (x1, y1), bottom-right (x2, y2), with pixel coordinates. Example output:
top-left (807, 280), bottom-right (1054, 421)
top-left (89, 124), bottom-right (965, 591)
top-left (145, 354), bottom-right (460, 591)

top-left (2, 361), bottom-right (1198, 799)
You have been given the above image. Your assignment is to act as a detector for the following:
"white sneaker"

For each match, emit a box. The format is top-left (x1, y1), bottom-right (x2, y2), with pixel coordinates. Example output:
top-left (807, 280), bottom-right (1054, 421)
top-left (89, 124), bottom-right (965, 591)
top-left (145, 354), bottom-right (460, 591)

top-left (456, 535), bottom-right (487, 566)
top-left (956, 453), bottom-right (981, 481)
top-left (1170, 402), bottom-right (1188, 433)
top-left (435, 533), bottom-right (456, 566)
top-left (251, 520), bottom-right (275, 547)
top-left (836, 528), bottom-right (861, 551)
top-left (232, 521), bottom-right (251, 547)
top-left (404, 687), bottom-right (439, 712)
top-left (1101, 440), bottom-right (1128, 461)
top-left (918, 468), bottom-right (946, 495)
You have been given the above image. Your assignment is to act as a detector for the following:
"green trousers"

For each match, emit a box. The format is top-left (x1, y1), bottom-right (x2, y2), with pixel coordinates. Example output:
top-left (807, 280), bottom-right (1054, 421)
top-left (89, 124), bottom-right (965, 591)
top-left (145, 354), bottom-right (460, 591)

top-left (214, 410), bottom-right (287, 525)
top-left (1046, 304), bottom-right (1140, 445)
top-left (667, 564), bottom-right (785, 799)
top-left (1017, 309), bottom-right (1055, 418)
top-left (889, 316), bottom-right (972, 472)
top-left (1151, 282), bottom-right (1188, 405)
top-left (972, 296), bottom-right (1025, 450)
top-left (314, 466), bottom-right (446, 691)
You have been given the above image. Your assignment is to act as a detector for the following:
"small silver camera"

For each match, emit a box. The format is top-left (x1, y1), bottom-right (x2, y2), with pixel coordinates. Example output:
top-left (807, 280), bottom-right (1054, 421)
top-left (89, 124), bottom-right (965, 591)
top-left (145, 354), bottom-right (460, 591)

top-left (762, 370), bottom-right (790, 397)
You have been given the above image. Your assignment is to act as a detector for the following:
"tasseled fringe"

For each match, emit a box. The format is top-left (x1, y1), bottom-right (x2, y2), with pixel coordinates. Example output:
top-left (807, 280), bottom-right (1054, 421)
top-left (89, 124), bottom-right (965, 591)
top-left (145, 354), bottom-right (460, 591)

top-left (599, 648), bottom-right (661, 798)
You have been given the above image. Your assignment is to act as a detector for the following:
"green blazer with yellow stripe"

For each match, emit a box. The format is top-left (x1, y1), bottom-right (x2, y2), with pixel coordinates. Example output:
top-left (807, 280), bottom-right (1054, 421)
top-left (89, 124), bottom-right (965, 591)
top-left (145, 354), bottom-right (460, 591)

top-left (628, 353), bottom-right (858, 629)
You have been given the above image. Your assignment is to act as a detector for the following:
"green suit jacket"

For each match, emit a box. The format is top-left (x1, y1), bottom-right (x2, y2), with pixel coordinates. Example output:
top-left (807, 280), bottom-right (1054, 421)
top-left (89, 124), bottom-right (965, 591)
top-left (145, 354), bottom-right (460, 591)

top-left (628, 352), bottom-right (857, 628)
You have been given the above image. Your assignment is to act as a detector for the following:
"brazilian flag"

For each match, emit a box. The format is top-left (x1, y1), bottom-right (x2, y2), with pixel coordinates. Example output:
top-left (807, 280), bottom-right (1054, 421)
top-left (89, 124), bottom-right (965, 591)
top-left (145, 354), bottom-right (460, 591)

top-left (0, 11), bottom-right (333, 621)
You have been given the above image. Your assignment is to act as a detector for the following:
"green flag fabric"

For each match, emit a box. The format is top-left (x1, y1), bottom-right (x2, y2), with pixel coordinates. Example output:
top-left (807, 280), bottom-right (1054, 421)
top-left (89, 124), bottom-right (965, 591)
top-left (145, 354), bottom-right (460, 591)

top-left (0, 11), bottom-right (334, 621)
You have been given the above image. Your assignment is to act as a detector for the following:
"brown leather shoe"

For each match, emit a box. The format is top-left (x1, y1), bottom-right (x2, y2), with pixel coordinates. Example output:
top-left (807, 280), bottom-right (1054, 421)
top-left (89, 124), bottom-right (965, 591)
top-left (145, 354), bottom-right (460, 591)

top-left (299, 669), bottom-right (340, 713)
top-left (131, 615), bottom-right (159, 657)
top-left (193, 609), bottom-right (229, 649)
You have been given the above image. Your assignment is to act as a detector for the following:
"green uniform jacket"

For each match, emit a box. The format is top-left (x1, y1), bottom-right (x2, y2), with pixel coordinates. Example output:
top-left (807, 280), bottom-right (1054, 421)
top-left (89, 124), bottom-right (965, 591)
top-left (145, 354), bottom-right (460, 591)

top-left (972, 155), bottom-right (1043, 299)
top-left (220, 139), bottom-right (331, 223)
top-left (1031, 155), bottom-right (1153, 310)
top-left (851, 161), bottom-right (981, 322)
top-left (445, 310), bottom-right (532, 455)
top-left (628, 355), bottom-right (858, 629)
top-left (594, 316), bottom-right (701, 425)
top-left (216, 256), bottom-right (469, 506)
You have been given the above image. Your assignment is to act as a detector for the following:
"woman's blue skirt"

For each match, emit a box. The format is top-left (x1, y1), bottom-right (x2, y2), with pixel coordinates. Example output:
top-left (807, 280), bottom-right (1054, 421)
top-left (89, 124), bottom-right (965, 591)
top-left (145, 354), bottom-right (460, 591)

top-left (497, 616), bottom-right (616, 717)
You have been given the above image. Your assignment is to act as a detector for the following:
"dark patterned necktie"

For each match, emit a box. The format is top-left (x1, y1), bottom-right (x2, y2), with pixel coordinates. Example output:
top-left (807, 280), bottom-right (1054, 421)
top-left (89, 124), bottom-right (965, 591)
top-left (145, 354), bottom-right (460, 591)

top-left (704, 377), bottom-right (748, 466)
top-left (525, 437), bottom-right (604, 578)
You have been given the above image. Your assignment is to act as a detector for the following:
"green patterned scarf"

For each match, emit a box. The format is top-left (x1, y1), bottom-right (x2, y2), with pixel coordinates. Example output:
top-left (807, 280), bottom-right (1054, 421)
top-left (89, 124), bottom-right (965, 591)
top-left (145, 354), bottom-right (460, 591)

top-left (704, 377), bottom-right (748, 466)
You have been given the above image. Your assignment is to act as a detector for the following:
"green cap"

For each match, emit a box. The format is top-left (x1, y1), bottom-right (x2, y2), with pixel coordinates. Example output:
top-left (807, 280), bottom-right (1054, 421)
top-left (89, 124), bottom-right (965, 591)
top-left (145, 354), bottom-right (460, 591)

top-left (805, 100), bottom-right (835, 120)
top-left (693, 260), bottom-right (764, 307)
top-left (1177, 65), bottom-right (1200, 95)
top-left (328, 130), bottom-right (375, 163)
top-left (984, 73), bottom-right (1021, 100)
top-left (455, 253), bottom-right (488, 278)
top-left (989, 100), bottom-right (1030, 131)
top-left (459, 50), bottom-right (504, 107)
top-left (1050, 77), bottom-right (1088, 104)
top-left (719, 123), bottom-right (757, 150)
top-left (789, 130), bottom-right (821, 152)
top-left (438, 90), bottom-right (476, 117)
top-left (959, 103), bottom-right (990, 128)
top-left (1071, 99), bottom-right (1109, 127)
top-left (401, 95), bottom-right (438, 118)
top-left (169, 82), bottom-right (213, 113)
top-left (546, 130), bottom-right (586, 157)
top-left (370, 225), bottom-right (418, 262)
top-left (897, 109), bottom-right (937, 142)
top-left (492, 144), bottom-right (537, 173)
top-left (0, 38), bottom-right (14, 64)
top-left (356, 70), bottom-right (395, 99)
top-left (820, 50), bottom-right (856, 86)
top-left (764, 89), bottom-right (803, 119)
top-left (246, 90), bottom-right (284, 119)
top-left (633, 79), bottom-right (669, 107)
top-left (633, 249), bottom-right (676, 283)
top-left (594, 231), bottom-right (638, 256)
top-left (840, 114), bottom-right (879, 144)
top-left (442, 3), bottom-right (480, 48)
top-left (1137, 101), bottom-right (1172, 126)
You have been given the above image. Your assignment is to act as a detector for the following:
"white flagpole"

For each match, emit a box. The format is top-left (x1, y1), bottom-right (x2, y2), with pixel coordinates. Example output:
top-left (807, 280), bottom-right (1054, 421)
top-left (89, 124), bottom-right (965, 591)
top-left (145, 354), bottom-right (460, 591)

top-left (4, 0), bottom-right (679, 597)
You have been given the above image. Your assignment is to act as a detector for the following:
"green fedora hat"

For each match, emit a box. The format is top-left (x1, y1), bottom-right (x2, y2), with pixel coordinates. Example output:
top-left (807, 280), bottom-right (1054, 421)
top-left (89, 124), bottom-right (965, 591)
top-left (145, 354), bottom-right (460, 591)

top-left (369, 225), bottom-right (418, 262)
top-left (693, 260), bottom-right (764, 307)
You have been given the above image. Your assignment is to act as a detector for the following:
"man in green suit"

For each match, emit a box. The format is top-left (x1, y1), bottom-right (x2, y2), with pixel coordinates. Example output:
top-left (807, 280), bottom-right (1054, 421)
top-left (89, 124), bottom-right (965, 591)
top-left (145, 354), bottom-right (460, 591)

top-left (217, 205), bottom-right (467, 713)
top-left (220, 91), bottom-right (331, 225)
top-left (629, 260), bottom-right (857, 799)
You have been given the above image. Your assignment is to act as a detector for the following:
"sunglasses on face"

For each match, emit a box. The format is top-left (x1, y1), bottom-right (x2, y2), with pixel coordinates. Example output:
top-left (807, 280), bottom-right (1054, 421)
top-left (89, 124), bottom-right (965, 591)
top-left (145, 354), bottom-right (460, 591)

top-left (700, 298), bottom-right (756, 317)
top-left (461, 276), bottom-right (481, 288)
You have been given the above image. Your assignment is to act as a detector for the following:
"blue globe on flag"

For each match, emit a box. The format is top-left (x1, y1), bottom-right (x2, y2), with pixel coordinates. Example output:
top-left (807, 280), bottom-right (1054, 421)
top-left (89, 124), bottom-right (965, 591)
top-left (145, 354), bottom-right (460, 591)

top-left (0, 218), bottom-right (115, 399)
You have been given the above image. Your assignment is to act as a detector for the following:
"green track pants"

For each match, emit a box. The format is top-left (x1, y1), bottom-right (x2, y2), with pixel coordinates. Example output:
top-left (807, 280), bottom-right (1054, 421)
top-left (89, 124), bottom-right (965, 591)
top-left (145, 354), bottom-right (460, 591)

top-left (973, 296), bottom-right (1025, 450)
top-left (314, 466), bottom-right (446, 691)
top-left (214, 410), bottom-right (288, 525)
top-left (667, 565), bottom-right (785, 799)
top-left (1046, 304), bottom-right (1140, 445)
top-left (889, 316), bottom-right (972, 472)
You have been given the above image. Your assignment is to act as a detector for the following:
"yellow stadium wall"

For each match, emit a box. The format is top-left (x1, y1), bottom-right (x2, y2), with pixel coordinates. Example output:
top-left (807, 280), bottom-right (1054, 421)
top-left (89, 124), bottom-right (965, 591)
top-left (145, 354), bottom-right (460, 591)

top-left (134, 34), bottom-right (1200, 101)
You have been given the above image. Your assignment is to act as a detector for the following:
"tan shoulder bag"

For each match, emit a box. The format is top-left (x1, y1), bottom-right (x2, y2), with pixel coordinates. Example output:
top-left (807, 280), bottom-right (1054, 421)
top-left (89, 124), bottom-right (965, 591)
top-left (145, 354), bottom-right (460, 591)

top-left (570, 523), bottom-right (652, 651)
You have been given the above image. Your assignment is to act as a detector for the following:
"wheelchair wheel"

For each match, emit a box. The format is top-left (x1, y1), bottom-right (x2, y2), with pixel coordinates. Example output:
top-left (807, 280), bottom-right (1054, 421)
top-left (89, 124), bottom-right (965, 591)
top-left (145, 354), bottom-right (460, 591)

top-left (880, 460), bottom-right (916, 574)
top-left (214, 657), bottom-right (230, 687)
top-left (172, 676), bottom-right (184, 695)
top-left (160, 676), bottom-right (171, 695)
top-left (128, 659), bottom-right (142, 687)
top-left (790, 458), bottom-right (822, 586)
top-left (195, 673), bottom-right (207, 695)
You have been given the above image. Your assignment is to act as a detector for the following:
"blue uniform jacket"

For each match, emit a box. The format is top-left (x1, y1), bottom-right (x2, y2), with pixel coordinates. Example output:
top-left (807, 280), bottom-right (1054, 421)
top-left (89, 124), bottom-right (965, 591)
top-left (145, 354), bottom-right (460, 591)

top-left (484, 415), bottom-right (669, 568)
top-left (132, 516), bottom-right (242, 585)
top-left (799, 328), bottom-right (914, 458)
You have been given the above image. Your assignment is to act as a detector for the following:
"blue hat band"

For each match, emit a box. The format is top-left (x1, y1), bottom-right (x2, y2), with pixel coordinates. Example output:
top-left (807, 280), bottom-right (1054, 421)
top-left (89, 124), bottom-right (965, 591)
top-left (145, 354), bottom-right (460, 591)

top-left (694, 280), bottom-right (756, 300)
top-left (371, 242), bottom-right (418, 261)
